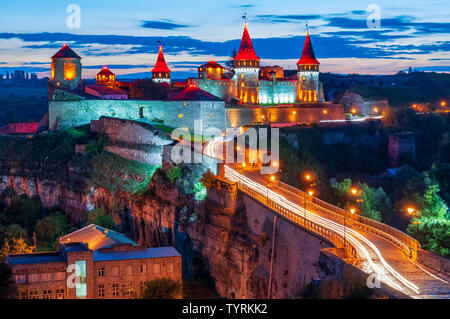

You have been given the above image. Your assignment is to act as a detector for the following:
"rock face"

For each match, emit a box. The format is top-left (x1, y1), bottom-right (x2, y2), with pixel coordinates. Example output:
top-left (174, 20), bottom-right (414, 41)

top-left (0, 173), bottom-right (330, 298)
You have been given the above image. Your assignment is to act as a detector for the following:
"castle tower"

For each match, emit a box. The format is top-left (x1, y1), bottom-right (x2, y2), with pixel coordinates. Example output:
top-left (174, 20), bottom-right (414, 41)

top-left (151, 45), bottom-right (171, 83)
top-left (297, 30), bottom-right (320, 102)
top-left (232, 22), bottom-right (260, 104)
top-left (48, 44), bottom-right (83, 91)
top-left (96, 66), bottom-right (116, 86)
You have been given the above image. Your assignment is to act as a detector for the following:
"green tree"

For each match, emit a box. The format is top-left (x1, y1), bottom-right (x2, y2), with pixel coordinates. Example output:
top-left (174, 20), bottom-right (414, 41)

top-left (140, 278), bottom-right (181, 299)
top-left (35, 212), bottom-right (70, 245)
top-left (1, 238), bottom-right (34, 256)
top-left (166, 165), bottom-right (182, 183)
top-left (87, 207), bottom-right (116, 230)
top-left (0, 261), bottom-right (17, 299)
top-left (0, 224), bottom-right (28, 246)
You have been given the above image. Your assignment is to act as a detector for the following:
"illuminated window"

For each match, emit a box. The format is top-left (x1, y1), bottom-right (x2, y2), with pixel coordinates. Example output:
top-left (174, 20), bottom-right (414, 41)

top-left (98, 284), bottom-right (105, 297)
top-left (167, 263), bottom-right (174, 273)
top-left (140, 264), bottom-right (146, 274)
top-left (112, 283), bottom-right (119, 296)
top-left (15, 274), bottom-right (26, 284)
top-left (29, 291), bottom-right (38, 299)
top-left (64, 61), bottom-right (75, 80)
top-left (56, 289), bottom-right (65, 299)
top-left (18, 291), bottom-right (27, 299)
top-left (126, 283), bottom-right (133, 296)
top-left (43, 290), bottom-right (52, 299)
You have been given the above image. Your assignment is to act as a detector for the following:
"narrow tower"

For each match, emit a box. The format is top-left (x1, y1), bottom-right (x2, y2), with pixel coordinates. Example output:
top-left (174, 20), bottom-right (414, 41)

top-left (151, 45), bottom-right (171, 83)
top-left (232, 22), bottom-right (260, 104)
top-left (297, 27), bottom-right (320, 102)
top-left (48, 44), bottom-right (83, 91)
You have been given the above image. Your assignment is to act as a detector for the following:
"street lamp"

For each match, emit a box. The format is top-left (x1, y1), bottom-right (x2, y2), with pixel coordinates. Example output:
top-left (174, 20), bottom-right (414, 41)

top-left (407, 207), bottom-right (421, 241)
top-left (343, 207), bottom-right (356, 257)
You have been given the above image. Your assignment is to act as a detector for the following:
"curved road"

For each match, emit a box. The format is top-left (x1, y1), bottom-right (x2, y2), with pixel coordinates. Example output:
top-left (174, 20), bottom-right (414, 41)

top-left (204, 137), bottom-right (450, 299)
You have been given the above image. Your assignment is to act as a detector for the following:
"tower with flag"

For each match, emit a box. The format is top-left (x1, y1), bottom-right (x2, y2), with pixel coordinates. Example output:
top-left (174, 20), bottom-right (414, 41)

top-left (151, 44), bottom-right (171, 83)
top-left (297, 23), bottom-right (321, 102)
top-left (231, 15), bottom-right (261, 104)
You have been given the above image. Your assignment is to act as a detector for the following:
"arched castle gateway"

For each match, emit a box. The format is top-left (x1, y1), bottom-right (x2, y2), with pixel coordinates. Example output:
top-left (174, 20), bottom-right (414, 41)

top-left (47, 23), bottom-right (344, 132)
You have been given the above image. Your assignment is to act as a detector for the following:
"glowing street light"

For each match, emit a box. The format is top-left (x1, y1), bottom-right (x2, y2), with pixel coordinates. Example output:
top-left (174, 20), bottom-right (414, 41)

top-left (272, 161), bottom-right (278, 167)
top-left (406, 206), bottom-right (420, 241)
top-left (351, 108), bottom-right (357, 114)
top-left (373, 107), bottom-right (379, 113)
top-left (305, 174), bottom-right (312, 181)
top-left (308, 190), bottom-right (314, 197)
top-left (270, 175), bottom-right (276, 182)
top-left (350, 187), bottom-right (358, 196)
top-left (349, 207), bottom-right (356, 215)
top-left (441, 101), bottom-right (447, 107)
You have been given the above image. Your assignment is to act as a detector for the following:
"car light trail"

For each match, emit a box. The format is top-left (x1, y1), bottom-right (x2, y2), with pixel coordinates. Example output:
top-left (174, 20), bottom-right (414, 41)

top-left (224, 166), bottom-right (420, 295)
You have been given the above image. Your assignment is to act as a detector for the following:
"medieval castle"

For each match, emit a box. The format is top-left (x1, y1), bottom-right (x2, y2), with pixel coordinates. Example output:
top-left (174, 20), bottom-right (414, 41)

top-left (46, 23), bottom-right (344, 133)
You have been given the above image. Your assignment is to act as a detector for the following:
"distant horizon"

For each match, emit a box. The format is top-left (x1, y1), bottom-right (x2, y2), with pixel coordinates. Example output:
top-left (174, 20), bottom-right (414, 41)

top-left (1, 1), bottom-right (450, 78)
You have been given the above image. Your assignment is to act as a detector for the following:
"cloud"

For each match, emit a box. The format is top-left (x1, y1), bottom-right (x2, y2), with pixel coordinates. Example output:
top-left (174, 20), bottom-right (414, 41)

top-left (141, 20), bottom-right (191, 30)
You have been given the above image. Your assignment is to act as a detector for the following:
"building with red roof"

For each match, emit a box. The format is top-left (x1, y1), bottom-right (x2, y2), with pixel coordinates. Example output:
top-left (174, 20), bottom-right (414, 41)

top-left (151, 45), bottom-right (171, 83)
top-left (297, 30), bottom-right (321, 102)
top-left (48, 44), bottom-right (83, 94)
top-left (0, 122), bottom-right (39, 136)
top-left (85, 84), bottom-right (128, 100)
top-left (96, 66), bottom-right (116, 86)
top-left (190, 23), bottom-right (324, 105)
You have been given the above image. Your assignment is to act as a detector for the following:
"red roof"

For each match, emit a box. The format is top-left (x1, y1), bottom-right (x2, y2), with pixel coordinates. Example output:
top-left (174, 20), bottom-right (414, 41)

top-left (86, 85), bottom-right (127, 96)
top-left (97, 66), bottom-right (115, 77)
top-left (0, 122), bottom-right (39, 135)
top-left (51, 44), bottom-right (81, 59)
top-left (234, 23), bottom-right (260, 61)
top-left (167, 84), bottom-right (223, 101)
top-left (297, 32), bottom-right (319, 65)
top-left (200, 61), bottom-right (225, 69)
top-left (151, 45), bottom-right (171, 73)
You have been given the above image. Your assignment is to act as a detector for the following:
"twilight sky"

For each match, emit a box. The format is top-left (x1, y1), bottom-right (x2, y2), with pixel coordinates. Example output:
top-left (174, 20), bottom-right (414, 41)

top-left (1, 0), bottom-right (450, 79)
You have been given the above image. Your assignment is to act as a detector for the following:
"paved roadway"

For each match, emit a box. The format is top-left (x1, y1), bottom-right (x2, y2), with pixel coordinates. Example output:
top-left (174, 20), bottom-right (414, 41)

top-left (204, 137), bottom-right (450, 298)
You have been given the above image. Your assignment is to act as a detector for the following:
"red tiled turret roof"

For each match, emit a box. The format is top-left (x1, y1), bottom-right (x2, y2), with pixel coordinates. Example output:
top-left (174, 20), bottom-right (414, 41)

top-left (151, 45), bottom-right (171, 73)
top-left (167, 84), bottom-right (223, 101)
top-left (234, 23), bottom-right (260, 61)
top-left (297, 31), bottom-right (319, 65)
top-left (51, 44), bottom-right (81, 59)
top-left (97, 66), bottom-right (115, 77)
top-left (200, 61), bottom-right (225, 69)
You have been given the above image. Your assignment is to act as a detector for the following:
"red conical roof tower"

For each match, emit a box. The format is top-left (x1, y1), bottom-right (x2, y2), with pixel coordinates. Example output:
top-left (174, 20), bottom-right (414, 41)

top-left (152, 45), bottom-right (171, 73)
top-left (297, 31), bottom-right (319, 65)
top-left (234, 23), bottom-right (260, 61)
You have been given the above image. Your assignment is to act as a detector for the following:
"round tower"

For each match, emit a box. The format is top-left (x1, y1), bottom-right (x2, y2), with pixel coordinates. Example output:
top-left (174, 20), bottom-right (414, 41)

top-left (151, 45), bottom-right (171, 83)
top-left (232, 22), bottom-right (260, 105)
top-left (96, 66), bottom-right (116, 86)
top-left (48, 44), bottom-right (83, 91)
top-left (296, 30), bottom-right (320, 102)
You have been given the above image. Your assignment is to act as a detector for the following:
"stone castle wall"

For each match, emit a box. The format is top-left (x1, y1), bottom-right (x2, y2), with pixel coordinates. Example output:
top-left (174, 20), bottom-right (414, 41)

top-left (226, 104), bottom-right (345, 127)
top-left (49, 99), bottom-right (226, 133)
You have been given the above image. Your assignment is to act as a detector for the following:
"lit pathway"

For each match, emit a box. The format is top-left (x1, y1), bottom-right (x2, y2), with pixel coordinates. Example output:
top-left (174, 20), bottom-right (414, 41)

top-left (203, 137), bottom-right (450, 299)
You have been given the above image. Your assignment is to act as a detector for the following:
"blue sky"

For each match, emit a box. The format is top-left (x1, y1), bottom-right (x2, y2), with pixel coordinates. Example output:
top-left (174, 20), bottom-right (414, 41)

top-left (1, 0), bottom-right (449, 78)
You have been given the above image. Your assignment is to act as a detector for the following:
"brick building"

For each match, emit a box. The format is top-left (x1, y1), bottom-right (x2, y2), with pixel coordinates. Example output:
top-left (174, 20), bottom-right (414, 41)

top-left (6, 224), bottom-right (182, 299)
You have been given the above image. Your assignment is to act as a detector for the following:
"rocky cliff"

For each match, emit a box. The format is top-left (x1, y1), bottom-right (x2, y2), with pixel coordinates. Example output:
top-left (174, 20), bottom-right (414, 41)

top-left (0, 172), bottom-right (330, 298)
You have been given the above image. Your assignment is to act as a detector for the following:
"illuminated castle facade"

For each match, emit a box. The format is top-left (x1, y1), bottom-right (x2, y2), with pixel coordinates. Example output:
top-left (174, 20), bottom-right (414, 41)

top-left (188, 23), bottom-right (325, 105)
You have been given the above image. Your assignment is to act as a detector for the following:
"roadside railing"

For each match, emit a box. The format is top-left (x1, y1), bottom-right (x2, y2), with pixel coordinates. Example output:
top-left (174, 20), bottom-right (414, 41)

top-left (233, 177), bottom-right (357, 260)
top-left (274, 181), bottom-right (420, 260)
